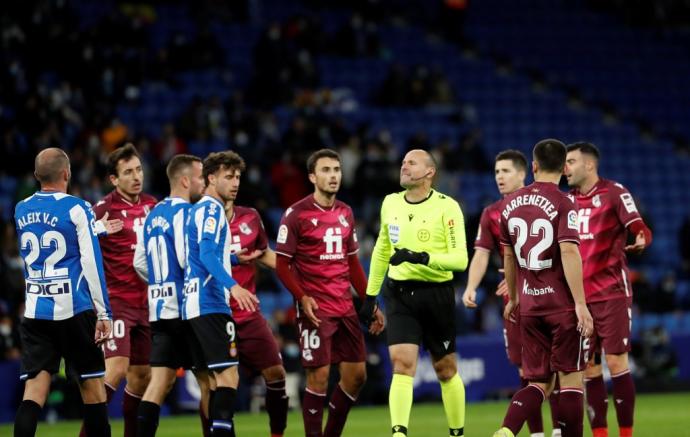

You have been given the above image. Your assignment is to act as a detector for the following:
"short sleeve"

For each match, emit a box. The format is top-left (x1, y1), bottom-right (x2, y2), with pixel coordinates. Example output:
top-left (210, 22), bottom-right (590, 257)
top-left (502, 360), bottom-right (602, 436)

top-left (475, 207), bottom-right (497, 251)
top-left (611, 183), bottom-right (643, 228)
top-left (346, 208), bottom-right (359, 255)
top-left (275, 207), bottom-right (299, 257)
top-left (557, 197), bottom-right (580, 245)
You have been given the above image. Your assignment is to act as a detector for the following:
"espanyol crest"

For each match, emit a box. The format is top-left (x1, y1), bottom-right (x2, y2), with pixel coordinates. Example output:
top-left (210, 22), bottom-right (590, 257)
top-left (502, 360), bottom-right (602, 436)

top-left (338, 214), bottom-right (349, 227)
top-left (239, 222), bottom-right (252, 235)
top-left (388, 224), bottom-right (400, 244)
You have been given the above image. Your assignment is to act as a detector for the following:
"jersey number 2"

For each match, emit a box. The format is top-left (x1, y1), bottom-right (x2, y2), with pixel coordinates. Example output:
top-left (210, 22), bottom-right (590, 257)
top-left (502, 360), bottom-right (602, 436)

top-left (21, 231), bottom-right (68, 279)
top-left (508, 217), bottom-right (553, 270)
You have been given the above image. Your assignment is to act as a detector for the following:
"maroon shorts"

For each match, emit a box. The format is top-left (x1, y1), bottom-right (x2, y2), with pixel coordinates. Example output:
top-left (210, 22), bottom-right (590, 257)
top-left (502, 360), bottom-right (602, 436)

top-left (237, 313), bottom-right (283, 372)
top-left (521, 311), bottom-right (589, 381)
top-left (503, 314), bottom-right (522, 367)
top-left (103, 298), bottom-right (151, 365)
top-left (296, 313), bottom-right (366, 368)
top-left (588, 297), bottom-right (633, 356)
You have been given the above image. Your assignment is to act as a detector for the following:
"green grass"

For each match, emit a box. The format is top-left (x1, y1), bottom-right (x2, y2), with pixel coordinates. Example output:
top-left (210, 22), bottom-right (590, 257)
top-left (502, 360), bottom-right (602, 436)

top-left (2, 393), bottom-right (689, 436)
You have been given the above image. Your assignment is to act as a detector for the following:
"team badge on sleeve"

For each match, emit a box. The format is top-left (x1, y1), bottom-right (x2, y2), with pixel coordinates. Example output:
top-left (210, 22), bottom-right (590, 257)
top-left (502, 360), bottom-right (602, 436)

top-left (567, 210), bottom-right (579, 230)
top-left (277, 224), bottom-right (288, 244)
top-left (204, 217), bottom-right (217, 234)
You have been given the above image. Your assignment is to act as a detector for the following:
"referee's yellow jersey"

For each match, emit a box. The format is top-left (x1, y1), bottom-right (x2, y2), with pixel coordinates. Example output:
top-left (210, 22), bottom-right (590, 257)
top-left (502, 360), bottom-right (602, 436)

top-left (366, 190), bottom-right (468, 296)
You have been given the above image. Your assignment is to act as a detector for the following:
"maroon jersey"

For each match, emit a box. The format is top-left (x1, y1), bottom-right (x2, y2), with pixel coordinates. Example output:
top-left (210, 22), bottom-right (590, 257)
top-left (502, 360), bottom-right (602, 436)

top-left (499, 182), bottom-right (580, 316)
top-left (94, 190), bottom-right (157, 307)
top-left (475, 199), bottom-right (503, 256)
top-left (275, 195), bottom-right (359, 317)
top-left (227, 206), bottom-right (269, 323)
top-left (571, 179), bottom-right (642, 303)
top-left (476, 199), bottom-right (512, 305)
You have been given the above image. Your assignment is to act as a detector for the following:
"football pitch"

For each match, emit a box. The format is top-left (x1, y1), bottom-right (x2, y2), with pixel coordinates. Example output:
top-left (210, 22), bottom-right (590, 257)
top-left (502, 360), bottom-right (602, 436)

top-left (1, 393), bottom-right (688, 436)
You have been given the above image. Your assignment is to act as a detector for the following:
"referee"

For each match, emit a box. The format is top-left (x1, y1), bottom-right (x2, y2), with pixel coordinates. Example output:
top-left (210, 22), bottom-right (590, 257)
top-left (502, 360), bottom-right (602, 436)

top-left (360, 149), bottom-right (469, 437)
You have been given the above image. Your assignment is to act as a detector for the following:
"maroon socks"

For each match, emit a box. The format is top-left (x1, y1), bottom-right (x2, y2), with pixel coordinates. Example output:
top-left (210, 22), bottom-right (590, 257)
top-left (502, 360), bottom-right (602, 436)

top-left (302, 388), bottom-right (326, 437)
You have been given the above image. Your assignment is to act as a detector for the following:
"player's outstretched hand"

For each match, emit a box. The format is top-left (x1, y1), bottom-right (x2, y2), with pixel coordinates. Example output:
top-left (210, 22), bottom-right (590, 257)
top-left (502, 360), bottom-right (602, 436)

top-left (369, 308), bottom-right (385, 335)
top-left (389, 247), bottom-right (430, 266)
top-left (503, 299), bottom-right (518, 323)
top-left (235, 248), bottom-right (264, 264)
top-left (575, 302), bottom-right (594, 338)
top-left (231, 284), bottom-right (259, 312)
top-left (94, 319), bottom-right (112, 345)
top-left (300, 295), bottom-right (321, 327)
top-left (495, 279), bottom-right (509, 297)
top-left (462, 288), bottom-right (477, 308)
top-left (624, 231), bottom-right (647, 254)
top-left (99, 212), bottom-right (124, 235)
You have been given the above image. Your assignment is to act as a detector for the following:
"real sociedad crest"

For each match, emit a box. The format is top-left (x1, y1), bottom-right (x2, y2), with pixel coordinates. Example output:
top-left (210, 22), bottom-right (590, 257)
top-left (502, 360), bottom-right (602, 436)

top-left (239, 222), bottom-right (252, 235)
top-left (592, 194), bottom-right (601, 208)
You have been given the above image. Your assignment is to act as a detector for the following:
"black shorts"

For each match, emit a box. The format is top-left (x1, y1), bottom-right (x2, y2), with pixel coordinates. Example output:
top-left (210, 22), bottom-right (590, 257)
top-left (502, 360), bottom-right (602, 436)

top-left (383, 278), bottom-right (456, 359)
top-left (19, 311), bottom-right (105, 382)
top-left (150, 319), bottom-right (206, 371)
top-left (188, 313), bottom-right (239, 372)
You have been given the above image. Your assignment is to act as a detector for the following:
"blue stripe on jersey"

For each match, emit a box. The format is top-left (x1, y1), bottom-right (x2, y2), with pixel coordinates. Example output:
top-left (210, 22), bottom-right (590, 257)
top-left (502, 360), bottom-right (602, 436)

top-left (35, 296), bottom-right (54, 320)
top-left (183, 195), bottom-right (233, 319)
top-left (143, 197), bottom-right (190, 321)
top-left (14, 191), bottom-right (111, 321)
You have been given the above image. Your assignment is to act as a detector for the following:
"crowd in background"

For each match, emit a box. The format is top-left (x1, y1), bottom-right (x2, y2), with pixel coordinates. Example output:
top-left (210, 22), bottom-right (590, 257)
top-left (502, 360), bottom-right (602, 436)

top-left (1, 1), bottom-right (688, 407)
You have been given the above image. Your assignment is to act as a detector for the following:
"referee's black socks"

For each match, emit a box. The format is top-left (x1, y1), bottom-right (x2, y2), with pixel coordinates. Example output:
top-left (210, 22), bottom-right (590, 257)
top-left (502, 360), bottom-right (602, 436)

top-left (211, 387), bottom-right (237, 437)
top-left (83, 402), bottom-right (110, 437)
top-left (14, 400), bottom-right (41, 437)
top-left (136, 401), bottom-right (160, 437)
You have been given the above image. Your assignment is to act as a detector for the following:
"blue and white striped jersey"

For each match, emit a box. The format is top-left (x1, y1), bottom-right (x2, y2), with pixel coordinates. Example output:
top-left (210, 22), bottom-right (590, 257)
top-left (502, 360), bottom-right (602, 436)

top-left (135, 197), bottom-right (190, 322)
top-left (14, 191), bottom-right (112, 321)
top-left (182, 195), bottom-right (236, 319)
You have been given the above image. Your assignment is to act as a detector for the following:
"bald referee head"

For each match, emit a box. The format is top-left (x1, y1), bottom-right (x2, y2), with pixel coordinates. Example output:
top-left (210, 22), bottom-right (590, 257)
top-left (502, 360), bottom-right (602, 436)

top-left (34, 147), bottom-right (71, 192)
top-left (400, 149), bottom-right (437, 190)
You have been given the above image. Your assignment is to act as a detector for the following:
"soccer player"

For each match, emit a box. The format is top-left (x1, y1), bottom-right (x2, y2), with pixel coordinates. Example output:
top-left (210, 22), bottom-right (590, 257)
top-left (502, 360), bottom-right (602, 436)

top-left (463, 150), bottom-right (558, 437)
top-left (494, 139), bottom-right (593, 437)
top-left (275, 148), bottom-right (384, 437)
top-left (89, 144), bottom-right (157, 437)
top-left (132, 154), bottom-right (212, 437)
top-left (360, 149), bottom-right (468, 437)
top-left (225, 180), bottom-right (289, 437)
top-left (565, 142), bottom-right (652, 437)
top-left (14, 148), bottom-right (113, 437)
top-left (184, 151), bottom-right (259, 437)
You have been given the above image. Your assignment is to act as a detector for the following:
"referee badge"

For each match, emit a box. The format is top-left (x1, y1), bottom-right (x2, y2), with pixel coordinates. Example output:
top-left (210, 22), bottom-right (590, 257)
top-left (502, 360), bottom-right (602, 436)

top-left (417, 229), bottom-right (430, 242)
top-left (388, 224), bottom-right (400, 244)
